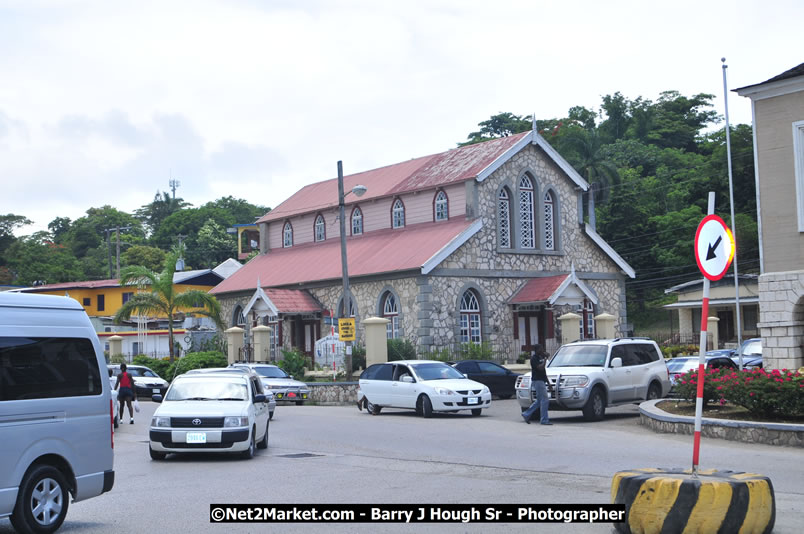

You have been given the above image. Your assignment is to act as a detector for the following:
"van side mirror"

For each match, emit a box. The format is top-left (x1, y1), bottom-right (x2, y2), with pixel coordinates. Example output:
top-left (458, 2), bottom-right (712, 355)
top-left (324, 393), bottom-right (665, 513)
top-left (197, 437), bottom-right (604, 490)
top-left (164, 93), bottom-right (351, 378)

top-left (401, 375), bottom-right (414, 383)
top-left (254, 394), bottom-right (266, 404)
top-left (610, 357), bottom-right (623, 368)
top-left (152, 394), bottom-right (163, 403)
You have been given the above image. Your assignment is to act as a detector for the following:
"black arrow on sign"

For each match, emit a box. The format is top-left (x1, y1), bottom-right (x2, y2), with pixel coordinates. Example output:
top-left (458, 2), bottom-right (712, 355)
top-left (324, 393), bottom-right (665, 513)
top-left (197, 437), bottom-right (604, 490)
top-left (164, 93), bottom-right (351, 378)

top-left (706, 236), bottom-right (722, 261)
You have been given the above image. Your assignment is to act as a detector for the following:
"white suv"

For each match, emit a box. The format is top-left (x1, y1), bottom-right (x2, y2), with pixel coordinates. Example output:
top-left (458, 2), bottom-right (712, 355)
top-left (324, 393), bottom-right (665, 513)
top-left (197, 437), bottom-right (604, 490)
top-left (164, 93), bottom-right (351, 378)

top-left (515, 338), bottom-right (670, 421)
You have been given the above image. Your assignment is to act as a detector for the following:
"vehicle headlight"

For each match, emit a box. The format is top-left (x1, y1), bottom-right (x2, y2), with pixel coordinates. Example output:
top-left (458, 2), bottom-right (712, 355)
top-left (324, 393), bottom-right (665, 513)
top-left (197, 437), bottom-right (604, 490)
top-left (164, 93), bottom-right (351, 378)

top-left (152, 416), bottom-right (170, 428)
top-left (562, 375), bottom-right (589, 387)
top-left (434, 387), bottom-right (455, 396)
top-left (224, 416), bottom-right (249, 427)
top-left (480, 386), bottom-right (490, 395)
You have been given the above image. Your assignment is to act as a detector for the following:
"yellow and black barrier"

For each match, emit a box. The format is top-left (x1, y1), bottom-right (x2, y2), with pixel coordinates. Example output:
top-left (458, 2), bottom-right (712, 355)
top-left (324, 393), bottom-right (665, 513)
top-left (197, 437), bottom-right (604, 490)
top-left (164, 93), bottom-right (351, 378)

top-left (611, 468), bottom-right (774, 534)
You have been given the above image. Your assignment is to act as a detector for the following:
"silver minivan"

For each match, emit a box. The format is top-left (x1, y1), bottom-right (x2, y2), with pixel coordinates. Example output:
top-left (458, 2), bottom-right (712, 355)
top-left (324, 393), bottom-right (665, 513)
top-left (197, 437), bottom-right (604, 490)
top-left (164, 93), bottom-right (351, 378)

top-left (0, 293), bottom-right (115, 533)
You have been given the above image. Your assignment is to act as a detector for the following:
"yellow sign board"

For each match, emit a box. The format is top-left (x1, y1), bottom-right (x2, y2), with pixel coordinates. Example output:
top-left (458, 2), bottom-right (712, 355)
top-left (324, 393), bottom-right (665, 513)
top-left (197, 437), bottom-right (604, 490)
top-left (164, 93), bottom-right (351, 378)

top-left (338, 318), bottom-right (356, 341)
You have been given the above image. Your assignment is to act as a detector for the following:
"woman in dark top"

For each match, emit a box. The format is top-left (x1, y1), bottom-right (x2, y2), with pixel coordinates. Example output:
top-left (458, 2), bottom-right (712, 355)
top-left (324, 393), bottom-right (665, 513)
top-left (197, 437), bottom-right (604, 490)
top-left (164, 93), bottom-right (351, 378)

top-left (115, 363), bottom-right (137, 424)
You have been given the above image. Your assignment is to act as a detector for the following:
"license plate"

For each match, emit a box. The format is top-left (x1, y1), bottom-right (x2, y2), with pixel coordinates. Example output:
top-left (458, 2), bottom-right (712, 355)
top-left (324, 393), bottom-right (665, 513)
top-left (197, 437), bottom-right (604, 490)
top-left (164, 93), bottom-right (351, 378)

top-left (153, 388), bottom-right (160, 393)
top-left (186, 432), bottom-right (206, 444)
top-left (467, 397), bottom-right (479, 405)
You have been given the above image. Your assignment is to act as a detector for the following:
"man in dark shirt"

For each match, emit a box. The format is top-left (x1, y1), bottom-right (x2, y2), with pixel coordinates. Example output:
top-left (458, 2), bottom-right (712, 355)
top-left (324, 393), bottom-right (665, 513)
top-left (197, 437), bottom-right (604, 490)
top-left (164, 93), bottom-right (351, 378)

top-left (522, 344), bottom-right (552, 425)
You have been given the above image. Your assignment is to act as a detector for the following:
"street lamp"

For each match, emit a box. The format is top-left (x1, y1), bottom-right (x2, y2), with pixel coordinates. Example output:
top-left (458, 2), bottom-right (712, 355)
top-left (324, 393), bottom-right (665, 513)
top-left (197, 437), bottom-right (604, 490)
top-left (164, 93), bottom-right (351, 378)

top-left (337, 160), bottom-right (366, 379)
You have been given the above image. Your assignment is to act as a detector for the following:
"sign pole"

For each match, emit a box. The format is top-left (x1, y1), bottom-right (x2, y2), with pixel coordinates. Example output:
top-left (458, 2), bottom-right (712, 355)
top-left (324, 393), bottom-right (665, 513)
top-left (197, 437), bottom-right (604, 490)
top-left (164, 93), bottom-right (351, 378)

top-left (692, 192), bottom-right (716, 475)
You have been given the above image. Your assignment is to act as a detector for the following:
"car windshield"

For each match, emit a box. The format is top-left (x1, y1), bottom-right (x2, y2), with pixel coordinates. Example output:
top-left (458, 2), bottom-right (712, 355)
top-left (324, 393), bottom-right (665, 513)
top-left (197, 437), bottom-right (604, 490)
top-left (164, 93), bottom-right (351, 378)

top-left (549, 345), bottom-right (607, 367)
top-left (666, 359), bottom-right (693, 373)
top-left (252, 366), bottom-right (289, 378)
top-left (412, 363), bottom-right (465, 381)
top-left (740, 340), bottom-right (762, 356)
top-left (165, 378), bottom-right (248, 401)
top-left (126, 367), bottom-right (158, 378)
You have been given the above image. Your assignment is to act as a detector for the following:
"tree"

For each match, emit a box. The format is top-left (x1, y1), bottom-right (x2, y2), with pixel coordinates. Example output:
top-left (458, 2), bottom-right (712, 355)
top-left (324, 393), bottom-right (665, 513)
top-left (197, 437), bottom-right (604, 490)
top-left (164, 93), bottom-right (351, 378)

top-left (5, 231), bottom-right (83, 285)
top-left (134, 191), bottom-right (192, 235)
top-left (122, 245), bottom-right (166, 271)
top-left (64, 205), bottom-right (144, 260)
top-left (0, 214), bottom-right (32, 266)
top-left (114, 252), bottom-right (223, 362)
top-left (195, 220), bottom-right (236, 268)
top-left (559, 128), bottom-right (620, 205)
top-left (460, 112), bottom-right (532, 146)
top-left (47, 217), bottom-right (72, 244)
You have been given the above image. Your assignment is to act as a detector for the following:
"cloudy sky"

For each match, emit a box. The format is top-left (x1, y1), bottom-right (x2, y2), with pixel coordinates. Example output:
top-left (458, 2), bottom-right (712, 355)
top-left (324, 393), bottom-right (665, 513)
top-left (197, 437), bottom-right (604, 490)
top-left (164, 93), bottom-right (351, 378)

top-left (2, 0), bottom-right (802, 236)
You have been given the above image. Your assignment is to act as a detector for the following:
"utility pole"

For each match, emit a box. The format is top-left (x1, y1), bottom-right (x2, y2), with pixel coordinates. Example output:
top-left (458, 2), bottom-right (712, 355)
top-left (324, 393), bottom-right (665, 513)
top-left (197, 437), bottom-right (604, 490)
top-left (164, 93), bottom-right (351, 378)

top-left (104, 226), bottom-right (132, 278)
top-left (105, 228), bottom-right (113, 278)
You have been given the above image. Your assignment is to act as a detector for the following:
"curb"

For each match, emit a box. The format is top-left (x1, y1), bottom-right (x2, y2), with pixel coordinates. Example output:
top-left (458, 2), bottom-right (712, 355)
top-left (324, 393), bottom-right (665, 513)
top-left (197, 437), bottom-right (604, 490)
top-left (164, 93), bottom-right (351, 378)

top-left (612, 468), bottom-right (775, 534)
top-left (638, 400), bottom-right (804, 448)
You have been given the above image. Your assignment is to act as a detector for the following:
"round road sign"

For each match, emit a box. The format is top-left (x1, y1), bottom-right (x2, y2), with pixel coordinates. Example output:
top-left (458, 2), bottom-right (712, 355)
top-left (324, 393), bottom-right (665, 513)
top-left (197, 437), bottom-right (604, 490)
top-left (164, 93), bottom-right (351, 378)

top-left (694, 214), bottom-right (734, 281)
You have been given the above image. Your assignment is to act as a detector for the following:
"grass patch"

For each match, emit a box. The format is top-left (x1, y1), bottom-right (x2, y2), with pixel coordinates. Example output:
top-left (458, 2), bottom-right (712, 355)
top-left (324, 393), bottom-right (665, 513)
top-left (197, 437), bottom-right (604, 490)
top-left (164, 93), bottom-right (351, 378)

top-left (657, 400), bottom-right (804, 425)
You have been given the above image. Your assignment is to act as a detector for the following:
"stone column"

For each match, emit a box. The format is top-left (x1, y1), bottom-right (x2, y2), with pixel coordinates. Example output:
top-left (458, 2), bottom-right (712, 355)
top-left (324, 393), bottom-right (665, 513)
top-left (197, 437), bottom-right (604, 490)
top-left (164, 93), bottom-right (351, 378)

top-left (707, 316), bottom-right (720, 351)
top-left (363, 316), bottom-right (390, 367)
top-left (225, 326), bottom-right (244, 364)
top-left (594, 313), bottom-right (616, 339)
top-left (252, 325), bottom-right (272, 362)
top-left (558, 313), bottom-right (581, 346)
top-left (108, 335), bottom-right (123, 361)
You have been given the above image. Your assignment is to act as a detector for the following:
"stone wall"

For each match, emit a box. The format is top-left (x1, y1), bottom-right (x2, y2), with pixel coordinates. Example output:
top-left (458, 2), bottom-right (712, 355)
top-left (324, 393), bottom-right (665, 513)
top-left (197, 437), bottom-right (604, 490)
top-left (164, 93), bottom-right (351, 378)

top-left (307, 382), bottom-right (359, 405)
top-left (758, 270), bottom-right (804, 370)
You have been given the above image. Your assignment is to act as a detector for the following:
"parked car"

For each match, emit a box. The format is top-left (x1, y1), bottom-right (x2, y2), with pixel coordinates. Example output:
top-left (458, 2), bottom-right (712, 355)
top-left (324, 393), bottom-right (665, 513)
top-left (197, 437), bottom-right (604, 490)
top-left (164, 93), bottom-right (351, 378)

top-left (230, 362), bottom-right (309, 405)
top-left (1, 292), bottom-right (115, 533)
top-left (451, 360), bottom-right (520, 399)
top-left (108, 364), bottom-right (169, 398)
top-left (515, 338), bottom-right (671, 421)
top-left (357, 360), bottom-right (492, 417)
top-left (667, 355), bottom-right (739, 393)
top-left (732, 338), bottom-right (763, 368)
top-left (184, 367), bottom-right (276, 419)
top-left (148, 370), bottom-right (270, 460)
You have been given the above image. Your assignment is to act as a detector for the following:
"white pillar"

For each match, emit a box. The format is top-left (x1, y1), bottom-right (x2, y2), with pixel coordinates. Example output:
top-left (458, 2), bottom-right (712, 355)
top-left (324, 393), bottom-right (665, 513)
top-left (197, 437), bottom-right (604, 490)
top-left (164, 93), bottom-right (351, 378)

top-left (362, 317), bottom-right (390, 367)
top-left (558, 312), bottom-right (582, 346)
top-left (108, 335), bottom-right (123, 360)
top-left (225, 327), bottom-right (244, 364)
top-left (595, 313), bottom-right (616, 339)
top-left (252, 325), bottom-right (272, 362)
top-left (707, 316), bottom-right (720, 351)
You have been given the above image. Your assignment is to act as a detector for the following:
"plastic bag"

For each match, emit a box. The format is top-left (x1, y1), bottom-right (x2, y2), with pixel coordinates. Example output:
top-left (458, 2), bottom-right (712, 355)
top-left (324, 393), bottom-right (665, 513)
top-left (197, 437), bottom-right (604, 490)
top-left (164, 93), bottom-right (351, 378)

top-left (133, 399), bottom-right (140, 413)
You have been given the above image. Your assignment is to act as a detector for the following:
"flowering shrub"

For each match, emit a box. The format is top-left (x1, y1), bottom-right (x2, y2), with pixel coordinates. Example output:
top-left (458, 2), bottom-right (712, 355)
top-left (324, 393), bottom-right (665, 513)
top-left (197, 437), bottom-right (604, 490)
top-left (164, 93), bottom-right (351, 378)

top-left (674, 366), bottom-right (804, 417)
top-left (674, 367), bottom-right (731, 406)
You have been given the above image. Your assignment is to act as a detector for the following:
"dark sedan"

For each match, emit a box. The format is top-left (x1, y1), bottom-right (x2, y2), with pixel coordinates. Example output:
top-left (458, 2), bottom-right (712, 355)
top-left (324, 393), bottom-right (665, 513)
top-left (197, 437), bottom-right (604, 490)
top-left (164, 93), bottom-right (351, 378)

top-left (452, 360), bottom-right (521, 399)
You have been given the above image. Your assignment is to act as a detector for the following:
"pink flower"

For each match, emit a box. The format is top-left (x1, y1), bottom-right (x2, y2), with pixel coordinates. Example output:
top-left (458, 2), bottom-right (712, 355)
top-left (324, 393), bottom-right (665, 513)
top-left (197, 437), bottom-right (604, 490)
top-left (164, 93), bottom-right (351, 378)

top-left (749, 392), bottom-right (755, 396)
top-left (716, 386), bottom-right (724, 390)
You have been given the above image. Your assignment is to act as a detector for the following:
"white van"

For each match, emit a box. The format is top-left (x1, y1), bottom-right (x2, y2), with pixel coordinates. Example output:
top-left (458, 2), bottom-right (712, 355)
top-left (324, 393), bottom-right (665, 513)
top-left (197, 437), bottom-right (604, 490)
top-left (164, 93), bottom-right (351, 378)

top-left (0, 293), bottom-right (115, 533)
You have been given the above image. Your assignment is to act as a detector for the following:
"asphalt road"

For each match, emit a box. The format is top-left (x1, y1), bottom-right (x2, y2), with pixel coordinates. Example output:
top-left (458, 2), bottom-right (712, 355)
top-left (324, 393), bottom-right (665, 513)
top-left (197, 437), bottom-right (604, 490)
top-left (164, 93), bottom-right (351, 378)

top-left (2, 399), bottom-right (802, 534)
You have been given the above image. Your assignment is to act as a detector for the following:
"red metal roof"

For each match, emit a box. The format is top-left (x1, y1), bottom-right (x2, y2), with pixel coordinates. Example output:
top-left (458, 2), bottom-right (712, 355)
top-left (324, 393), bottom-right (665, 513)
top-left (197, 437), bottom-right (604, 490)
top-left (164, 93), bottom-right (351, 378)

top-left (211, 218), bottom-right (475, 295)
top-left (263, 288), bottom-right (322, 313)
top-left (508, 275), bottom-right (568, 304)
top-left (24, 278), bottom-right (122, 291)
top-left (258, 133), bottom-right (529, 223)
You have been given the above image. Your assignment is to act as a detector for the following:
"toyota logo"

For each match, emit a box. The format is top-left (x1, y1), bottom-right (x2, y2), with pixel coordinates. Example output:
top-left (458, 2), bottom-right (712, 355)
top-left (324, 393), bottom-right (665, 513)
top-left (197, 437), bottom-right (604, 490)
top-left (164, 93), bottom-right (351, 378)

top-left (192, 418), bottom-right (202, 426)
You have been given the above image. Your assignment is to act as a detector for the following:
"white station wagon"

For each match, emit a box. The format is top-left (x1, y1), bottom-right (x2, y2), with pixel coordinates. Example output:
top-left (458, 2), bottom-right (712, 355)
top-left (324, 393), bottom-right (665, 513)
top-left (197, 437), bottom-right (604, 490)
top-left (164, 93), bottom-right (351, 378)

top-left (149, 371), bottom-right (270, 460)
top-left (357, 360), bottom-right (492, 417)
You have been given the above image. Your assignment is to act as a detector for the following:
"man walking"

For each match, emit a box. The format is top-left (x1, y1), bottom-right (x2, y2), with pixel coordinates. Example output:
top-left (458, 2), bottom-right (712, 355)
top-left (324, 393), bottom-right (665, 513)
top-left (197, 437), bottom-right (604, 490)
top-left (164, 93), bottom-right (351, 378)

top-left (522, 344), bottom-right (552, 425)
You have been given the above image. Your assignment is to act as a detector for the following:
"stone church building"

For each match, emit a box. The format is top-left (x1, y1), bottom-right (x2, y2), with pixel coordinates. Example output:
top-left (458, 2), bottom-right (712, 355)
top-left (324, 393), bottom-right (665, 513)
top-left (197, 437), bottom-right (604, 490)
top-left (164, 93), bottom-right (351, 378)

top-left (210, 129), bottom-right (635, 361)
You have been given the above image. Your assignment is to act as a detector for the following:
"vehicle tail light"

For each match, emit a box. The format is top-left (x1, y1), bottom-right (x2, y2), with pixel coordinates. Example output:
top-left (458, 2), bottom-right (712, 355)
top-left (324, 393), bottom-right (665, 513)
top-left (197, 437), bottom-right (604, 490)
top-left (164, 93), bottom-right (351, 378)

top-left (110, 398), bottom-right (114, 449)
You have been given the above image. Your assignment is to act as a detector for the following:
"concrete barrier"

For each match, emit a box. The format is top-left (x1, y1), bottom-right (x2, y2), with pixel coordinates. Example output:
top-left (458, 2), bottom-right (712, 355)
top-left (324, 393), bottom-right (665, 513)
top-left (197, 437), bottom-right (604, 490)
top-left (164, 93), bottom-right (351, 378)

top-left (611, 468), bottom-right (775, 534)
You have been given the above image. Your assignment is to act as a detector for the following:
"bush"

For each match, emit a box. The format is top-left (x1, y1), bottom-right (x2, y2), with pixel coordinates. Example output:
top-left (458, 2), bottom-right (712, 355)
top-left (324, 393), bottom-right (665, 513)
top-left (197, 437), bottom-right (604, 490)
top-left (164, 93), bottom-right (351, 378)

top-left (277, 349), bottom-right (308, 379)
top-left (350, 344), bottom-right (366, 372)
top-left (455, 341), bottom-right (493, 360)
top-left (517, 353), bottom-right (529, 364)
top-left (673, 367), bottom-right (731, 406)
top-left (661, 345), bottom-right (699, 358)
top-left (132, 355), bottom-right (171, 378)
top-left (387, 338), bottom-right (416, 361)
top-left (108, 354), bottom-right (126, 365)
top-left (428, 347), bottom-right (453, 362)
top-left (162, 351), bottom-right (227, 381)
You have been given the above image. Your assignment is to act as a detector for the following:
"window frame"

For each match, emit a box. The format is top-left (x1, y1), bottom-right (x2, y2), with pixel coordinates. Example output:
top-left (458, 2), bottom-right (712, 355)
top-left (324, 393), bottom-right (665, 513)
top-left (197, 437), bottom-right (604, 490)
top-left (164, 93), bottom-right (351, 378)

top-left (498, 187), bottom-right (512, 249)
top-left (351, 206), bottom-right (363, 236)
top-left (518, 174), bottom-right (536, 249)
top-left (391, 198), bottom-right (405, 229)
top-left (314, 213), bottom-right (326, 242)
top-left (382, 291), bottom-right (399, 339)
top-left (433, 190), bottom-right (449, 222)
top-left (282, 221), bottom-right (293, 248)
top-left (543, 189), bottom-right (556, 251)
top-left (459, 289), bottom-right (482, 344)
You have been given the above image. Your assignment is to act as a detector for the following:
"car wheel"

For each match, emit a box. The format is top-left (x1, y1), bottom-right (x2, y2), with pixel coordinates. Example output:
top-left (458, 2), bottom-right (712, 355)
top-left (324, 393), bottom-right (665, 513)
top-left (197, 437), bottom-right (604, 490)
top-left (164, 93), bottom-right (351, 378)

top-left (582, 387), bottom-right (606, 421)
top-left (269, 410), bottom-right (274, 421)
top-left (471, 408), bottom-right (482, 417)
top-left (11, 464), bottom-right (69, 534)
top-left (114, 413), bottom-right (119, 429)
top-left (295, 400), bottom-right (304, 406)
top-left (241, 427), bottom-right (256, 459)
top-left (149, 446), bottom-right (167, 461)
top-left (520, 405), bottom-right (528, 413)
top-left (419, 395), bottom-right (433, 418)
top-left (498, 394), bottom-right (512, 400)
top-left (257, 421), bottom-right (269, 450)
top-left (647, 382), bottom-right (662, 401)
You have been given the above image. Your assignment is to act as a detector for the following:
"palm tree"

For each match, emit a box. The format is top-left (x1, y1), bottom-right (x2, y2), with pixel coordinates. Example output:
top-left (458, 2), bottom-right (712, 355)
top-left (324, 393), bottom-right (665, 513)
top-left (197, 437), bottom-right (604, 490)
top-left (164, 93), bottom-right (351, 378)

top-left (114, 252), bottom-right (223, 362)
top-left (560, 128), bottom-right (620, 205)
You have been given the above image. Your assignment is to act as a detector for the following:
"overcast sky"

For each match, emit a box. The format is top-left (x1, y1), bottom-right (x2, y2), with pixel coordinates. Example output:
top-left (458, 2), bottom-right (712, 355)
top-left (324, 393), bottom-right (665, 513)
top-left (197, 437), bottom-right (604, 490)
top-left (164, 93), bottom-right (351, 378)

top-left (2, 0), bottom-right (802, 237)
